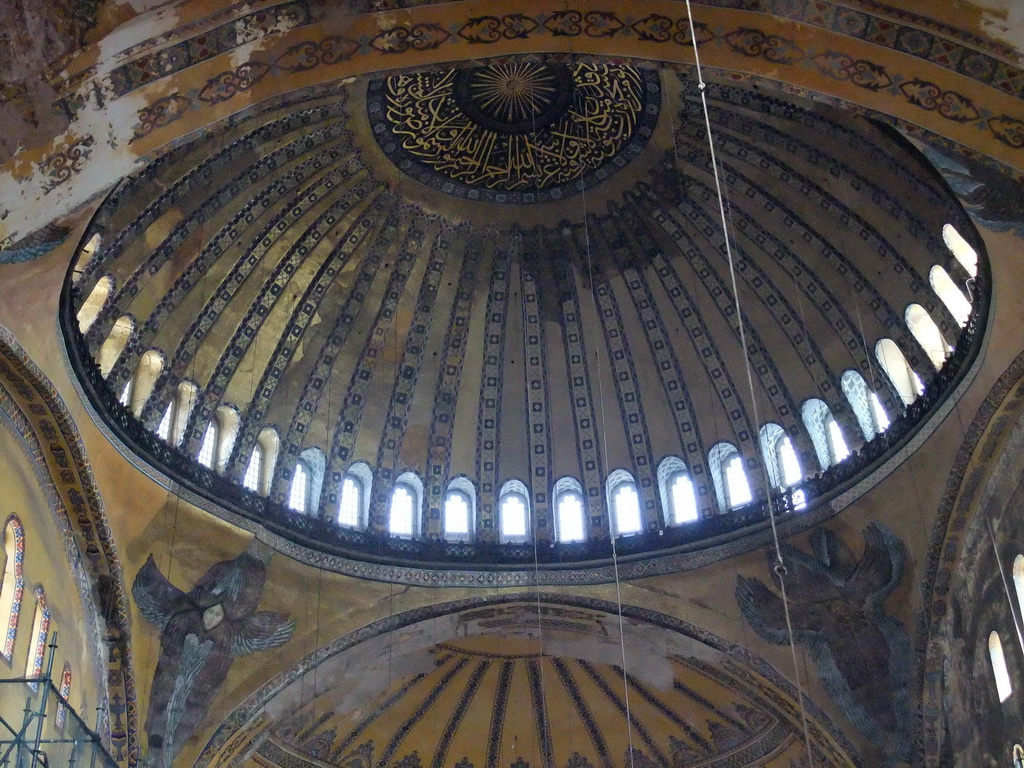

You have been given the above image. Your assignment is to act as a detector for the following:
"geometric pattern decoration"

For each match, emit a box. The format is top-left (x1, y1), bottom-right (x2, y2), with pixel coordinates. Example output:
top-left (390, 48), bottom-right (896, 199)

top-left (0, 514), bottom-right (25, 663)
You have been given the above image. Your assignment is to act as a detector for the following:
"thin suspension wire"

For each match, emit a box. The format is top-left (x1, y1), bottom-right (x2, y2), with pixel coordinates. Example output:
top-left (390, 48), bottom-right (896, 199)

top-left (682, 3), bottom-right (815, 763)
top-left (987, 516), bottom-right (1024, 659)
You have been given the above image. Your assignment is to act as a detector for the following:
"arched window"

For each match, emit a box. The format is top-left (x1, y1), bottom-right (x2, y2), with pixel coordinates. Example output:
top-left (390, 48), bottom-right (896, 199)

top-left (212, 406), bottom-right (241, 474)
top-left (929, 265), bottom-right (971, 327)
top-left (606, 470), bottom-right (642, 536)
top-left (160, 380), bottom-right (198, 446)
top-left (708, 443), bottom-right (751, 512)
top-left (156, 403), bottom-right (173, 442)
top-left (25, 587), bottom-right (50, 681)
top-left (498, 480), bottom-right (531, 543)
top-left (657, 457), bottom-right (698, 525)
top-left (288, 462), bottom-right (310, 512)
top-left (389, 472), bottom-right (423, 538)
top-left (905, 304), bottom-right (950, 370)
top-left (119, 378), bottom-right (132, 407)
top-left (876, 339), bottom-right (923, 405)
top-left (197, 421), bottom-right (219, 469)
top-left (55, 662), bottom-right (72, 730)
top-left (942, 223), bottom-right (978, 277)
top-left (841, 370), bottom-right (887, 440)
top-left (127, 350), bottom-right (164, 416)
top-left (443, 478), bottom-right (476, 542)
top-left (989, 631), bottom-right (1012, 702)
top-left (338, 463), bottom-right (372, 529)
top-left (759, 424), bottom-right (802, 490)
top-left (802, 400), bottom-right (850, 469)
top-left (74, 233), bottom-right (102, 277)
top-left (553, 477), bottom-right (586, 543)
top-left (76, 275), bottom-right (113, 333)
top-left (0, 516), bottom-right (25, 663)
top-left (243, 444), bottom-right (264, 492)
top-left (98, 316), bottom-right (134, 378)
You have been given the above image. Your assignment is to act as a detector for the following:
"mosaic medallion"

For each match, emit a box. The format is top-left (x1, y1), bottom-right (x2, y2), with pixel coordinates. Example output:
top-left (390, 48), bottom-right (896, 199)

top-left (368, 60), bottom-right (660, 203)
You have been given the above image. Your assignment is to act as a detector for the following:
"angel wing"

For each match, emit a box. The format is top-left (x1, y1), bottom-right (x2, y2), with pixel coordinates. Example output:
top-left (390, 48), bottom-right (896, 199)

top-left (231, 611), bottom-right (296, 657)
top-left (846, 523), bottom-right (905, 607)
top-left (132, 554), bottom-right (186, 631)
top-left (736, 576), bottom-right (830, 644)
top-left (809, 528), bottom-right (857, 582)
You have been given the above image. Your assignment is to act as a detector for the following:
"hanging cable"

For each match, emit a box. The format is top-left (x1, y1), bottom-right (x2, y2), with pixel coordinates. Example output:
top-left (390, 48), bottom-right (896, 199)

top-left (681, 3), bottom-right (816, 763)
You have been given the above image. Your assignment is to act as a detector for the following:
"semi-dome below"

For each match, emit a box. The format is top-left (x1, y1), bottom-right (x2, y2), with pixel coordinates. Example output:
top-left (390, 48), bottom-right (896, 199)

top-left (62, 57), bottom-right (987, 577)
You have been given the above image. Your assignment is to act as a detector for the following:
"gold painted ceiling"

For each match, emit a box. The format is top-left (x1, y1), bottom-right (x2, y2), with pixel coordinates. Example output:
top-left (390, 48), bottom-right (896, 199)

top-left (66, 57), bottom-right (980, 555)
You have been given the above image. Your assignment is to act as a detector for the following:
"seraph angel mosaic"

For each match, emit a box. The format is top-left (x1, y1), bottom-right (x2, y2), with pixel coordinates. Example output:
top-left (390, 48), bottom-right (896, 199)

top-left (132, 540), bottom-right (295, 768)
top-left (736, 523), bottom-right (912, 767)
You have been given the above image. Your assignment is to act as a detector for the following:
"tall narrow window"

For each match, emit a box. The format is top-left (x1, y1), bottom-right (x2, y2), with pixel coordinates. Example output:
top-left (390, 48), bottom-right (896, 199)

top-left (989, 631), bottom-right (1012, 702)
top-left (876, 339), bottom-right (920, 406)
top-left (98, 316), bottom-right (134, 378)
top-left (197, 422), bottom-right (218, 469)
top-left (906, 304), bottom-right (950, 370)
top-left (929, 265), bottom-right (971, 327)
top-left (338, 463), bottom-right (372, 529)
top-left (942, 223), bottom-right (978, 277)
top-left (288, 463), bottom-right (310, 513)
top-left (444, 492), bottom-right (471, 540)
top-left (725, 456), bottom-right (752, 508)
top-left (669, 473), bottom-right (699, 523)
top-left (172, 381), bottom-right (199, 447)
top-left (25, 587), bottom-right (50, 681)
top-left (828, 420), bottom-right (850, 462)
top-left (243, 445), bottom-right (263, 492)
top-left (778, 437), bottom-right (802, 486)
top-left (871, 393), bottom-right (890, 432)
top-left (1014, 555), bottom-right (1024, 630)
top-left (338, 476), bottom-right (362, 528)
top-left (553, 478), bottom-right (587, 542)
top-left (760, 424), bottom-right (801, 490)
top-left (119, 379), bottom-right (132, 407)
top-left (498, 480), bottom-right (530, 543)
top-left (389, 485), bottom-right (416, 537)
top-left (0, 517), bottom-right (25, 663)
top-left (76, 275), bottom-right (113, 333)
top-left (608, 473), bottom-right (642, 536)
top-left (55, 662), bottom-right (72, 730)
top-left (128, 350), bottom-right (164, 416)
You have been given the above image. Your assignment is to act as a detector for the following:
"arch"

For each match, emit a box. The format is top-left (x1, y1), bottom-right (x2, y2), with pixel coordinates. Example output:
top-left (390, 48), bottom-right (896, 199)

top-left (161, 380), bottom-right (199, 446)
top-left (553, 476), bottom-right (586, 543)
top-left (243, 444), bottom-right (264, 493)
top-left (288, 447), bottom-right (326, 515)
top-left (905, 304), bottom-right (949, 370)
top-left (657, 456), bottom-right (698, 525)
top-left (0, 515), bottom-right (25, 663)
top-left (989, 631), bottom-right (1012, 702)
top-left (56, 661), bottom-right (72, 730)
top-left (213, 406), bottom-right (241, 474)
top-left (75, 275), bottom-right (113, 334)
top-left (841, 370), bottom-right (885, 441)
top-left (929, 265), bottom-right (971, 327)
top-left (942, 223), bottom-right (978, 277)
top-left (25, 586), bottom-right (50, 680)
top-left (606, 469), bottom-right (642, 536)
top-left (389, 472), bottom-right (423, 538)
top-left (876, 338), bottom-right (923, 406)
top-left (801, 400), bottom-right (850, 469)
top-left (759, 423), bottom-right (802, 490)
top-left (443, 477), bottom-right (476, 542)
top-left (75, 233), bottom-right (102, 276)
top-left (197, 420), bottom-right (219, 469)
top-left (338, 462), bottom-right (372, 529)
top-left (127, 349), bottom-right (164, 416)
top-left (497, 480), bottom-right (530, 544)
top-left (97, 316), bottom-right (134, 377)
top-left (707, 443), bottom-right (751, 512)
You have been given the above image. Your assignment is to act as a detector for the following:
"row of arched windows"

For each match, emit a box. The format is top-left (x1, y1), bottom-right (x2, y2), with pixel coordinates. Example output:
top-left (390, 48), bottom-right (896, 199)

top-left (0, 516), bottom-right (74, 724)
top-left (79, 226), bottom-right (978, 543)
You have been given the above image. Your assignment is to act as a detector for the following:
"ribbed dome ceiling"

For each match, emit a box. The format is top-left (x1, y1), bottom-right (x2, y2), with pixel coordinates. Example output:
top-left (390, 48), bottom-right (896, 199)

top-left (65, 57), bottom-right (981, 562)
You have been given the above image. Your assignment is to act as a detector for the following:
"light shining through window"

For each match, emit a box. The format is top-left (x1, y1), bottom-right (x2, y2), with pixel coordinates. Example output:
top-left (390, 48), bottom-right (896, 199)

top-left (828, 420), bottom-right (850, 462)
top-left (613, 483), bottom-right (642, 535)
top-left (500, 494), bottom-right (527, 539)
top-left (557, 493), bottom-right (586, 543)
top-left (445, 492), bottom-right (470, 536)
top-left (288, 463), bottom-right (309, 513)
top-left (871, 393), bottom-right (890, 432)
top-left (338, 476), bottom-right (361, 528)
top-left (725, 456), bottom-right (752, 508)
top-left (389, 485), bottom-right (415, 536)
top-left (157, 405), bottom-right (173, 441)
top-left (778, 437), bottom-right (802, 486)
top-left (243, 447), bottom-right (262, 491)
top-left (670, 473), bottom-right (698, 523)
top-left (198, 424), bottom-right (217, 468)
